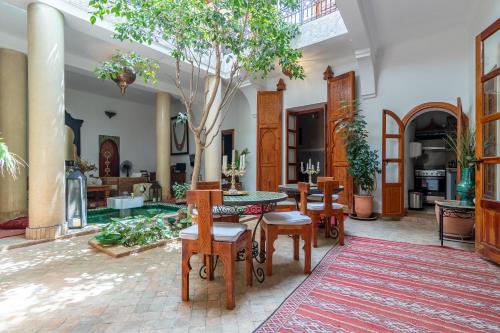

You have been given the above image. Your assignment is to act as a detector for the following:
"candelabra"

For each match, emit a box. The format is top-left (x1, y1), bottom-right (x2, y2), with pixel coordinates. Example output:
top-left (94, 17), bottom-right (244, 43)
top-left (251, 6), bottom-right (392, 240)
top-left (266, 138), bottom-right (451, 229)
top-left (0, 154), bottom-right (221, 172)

top-left (223, 162), bottom-right (246, 195)
top-left (301, 160), bottom-right (320, 185)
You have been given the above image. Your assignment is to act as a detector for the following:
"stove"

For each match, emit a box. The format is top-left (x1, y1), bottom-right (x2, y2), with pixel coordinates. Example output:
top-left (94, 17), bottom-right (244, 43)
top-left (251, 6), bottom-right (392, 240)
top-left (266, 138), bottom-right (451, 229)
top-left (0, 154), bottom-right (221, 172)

top-left (415, 169), bottom-right (446, 177)
top-left (414, 168), bottom-right (446, 203)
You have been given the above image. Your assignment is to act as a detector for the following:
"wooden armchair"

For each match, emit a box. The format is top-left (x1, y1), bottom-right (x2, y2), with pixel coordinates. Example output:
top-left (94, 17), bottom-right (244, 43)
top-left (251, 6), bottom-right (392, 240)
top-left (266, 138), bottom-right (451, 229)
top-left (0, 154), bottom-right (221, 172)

top-left (306, 177), bottom-right (344, 247)
top-left (180, 189), bottom-right (252, 310)
top-left (260, 182), bottom-right (312, 276)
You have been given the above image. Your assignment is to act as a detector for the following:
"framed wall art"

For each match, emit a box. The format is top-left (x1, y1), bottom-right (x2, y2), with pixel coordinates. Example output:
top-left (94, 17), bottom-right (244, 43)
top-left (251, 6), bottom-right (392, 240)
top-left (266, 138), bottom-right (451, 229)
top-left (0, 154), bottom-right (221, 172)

top-left (171, 116), bottom-right (189, 155)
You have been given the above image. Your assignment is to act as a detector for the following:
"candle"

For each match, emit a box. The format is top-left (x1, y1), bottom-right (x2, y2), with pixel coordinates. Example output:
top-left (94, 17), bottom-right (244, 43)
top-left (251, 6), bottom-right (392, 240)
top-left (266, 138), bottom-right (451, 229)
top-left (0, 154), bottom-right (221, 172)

top-left (308, 158), bottom-right (312, 169)
top-left (301, 161), bottom-right (304, 172)
top-left (232, 150), bottom-right (235, 164)
top-left (239, 154), bottom-right (243, 171)
top-left (317, 161), bottom-right (320, 170)
top-left (242, 154), bottom-right (245, 170)
top-left (222, 155), bottom-right (227, 171)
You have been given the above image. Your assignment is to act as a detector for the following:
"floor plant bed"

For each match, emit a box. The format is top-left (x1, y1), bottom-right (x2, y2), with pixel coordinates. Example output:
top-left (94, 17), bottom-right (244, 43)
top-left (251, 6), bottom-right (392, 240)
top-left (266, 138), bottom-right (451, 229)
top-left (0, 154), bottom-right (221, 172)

top-left (89, 213), bottom-right (191, 258)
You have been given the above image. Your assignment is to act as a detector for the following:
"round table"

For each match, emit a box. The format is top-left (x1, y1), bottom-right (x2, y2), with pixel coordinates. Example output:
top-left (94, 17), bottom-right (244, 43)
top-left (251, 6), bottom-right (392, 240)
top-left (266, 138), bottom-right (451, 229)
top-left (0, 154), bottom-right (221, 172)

top-left (435, 200), bottom-right (475, 246)
top-left (206, 191), bottom-right (288, 282)
top-left (278, 183), bottom-right (344, 208)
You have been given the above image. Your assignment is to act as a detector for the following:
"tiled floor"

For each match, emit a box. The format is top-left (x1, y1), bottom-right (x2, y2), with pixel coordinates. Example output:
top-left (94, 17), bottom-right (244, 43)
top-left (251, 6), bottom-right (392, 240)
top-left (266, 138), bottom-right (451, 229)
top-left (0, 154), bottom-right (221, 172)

top-left (0, 213), bottom-right (473, 333)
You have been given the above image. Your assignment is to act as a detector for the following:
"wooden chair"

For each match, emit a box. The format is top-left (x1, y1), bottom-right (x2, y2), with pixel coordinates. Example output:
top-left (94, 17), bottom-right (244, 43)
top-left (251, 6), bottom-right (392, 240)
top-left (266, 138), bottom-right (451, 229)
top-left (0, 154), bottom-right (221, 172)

top-left (180, 189), bottom-right (252, 310)
top-left (306, 177), bottom-right (344, 247)
top-left (260, 182), bottom-right (312, 276)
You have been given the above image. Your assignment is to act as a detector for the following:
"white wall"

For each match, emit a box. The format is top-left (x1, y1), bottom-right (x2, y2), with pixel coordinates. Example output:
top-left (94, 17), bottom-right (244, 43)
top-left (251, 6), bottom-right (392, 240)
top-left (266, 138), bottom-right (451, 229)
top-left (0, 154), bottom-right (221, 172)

top-left (65, 88), bottom-right (156, 176)
top-left (221, 85), bottom-right (258, 190)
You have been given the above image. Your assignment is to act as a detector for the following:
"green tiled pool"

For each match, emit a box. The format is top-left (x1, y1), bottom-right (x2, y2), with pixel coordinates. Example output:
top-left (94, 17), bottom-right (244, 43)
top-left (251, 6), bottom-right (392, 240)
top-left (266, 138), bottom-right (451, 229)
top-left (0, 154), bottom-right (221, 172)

top-left (88, 204), bottom-right (181, 224)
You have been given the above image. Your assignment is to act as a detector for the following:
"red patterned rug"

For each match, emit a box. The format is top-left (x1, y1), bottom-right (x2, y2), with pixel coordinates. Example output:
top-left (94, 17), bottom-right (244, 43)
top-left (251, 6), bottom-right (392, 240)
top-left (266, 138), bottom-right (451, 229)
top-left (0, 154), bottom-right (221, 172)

top-left (255, 236), bottom-right (500, 333)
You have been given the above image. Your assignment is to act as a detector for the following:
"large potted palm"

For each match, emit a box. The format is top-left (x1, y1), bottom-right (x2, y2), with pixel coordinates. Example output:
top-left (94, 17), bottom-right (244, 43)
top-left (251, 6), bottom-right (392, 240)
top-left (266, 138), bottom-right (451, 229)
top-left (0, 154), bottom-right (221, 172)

top-left (434, 126), bottom-right (476, 238)
top-left (337, 105), bottom-right (381, 218)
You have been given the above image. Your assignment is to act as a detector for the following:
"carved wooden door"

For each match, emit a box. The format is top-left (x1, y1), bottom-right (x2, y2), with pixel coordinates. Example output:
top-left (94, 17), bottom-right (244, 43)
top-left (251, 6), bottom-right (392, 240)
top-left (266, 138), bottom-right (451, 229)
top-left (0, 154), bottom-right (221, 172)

top-left (326, 71), bottom-right (355, 211)
top-left (382, 109), bottom-right (405, 217)
top-left (99, 139), bottom-right (119, 177)
top-left (257, 90), bottom-right (283, 191)
top-left (475, 19), bottom-right (500, 264)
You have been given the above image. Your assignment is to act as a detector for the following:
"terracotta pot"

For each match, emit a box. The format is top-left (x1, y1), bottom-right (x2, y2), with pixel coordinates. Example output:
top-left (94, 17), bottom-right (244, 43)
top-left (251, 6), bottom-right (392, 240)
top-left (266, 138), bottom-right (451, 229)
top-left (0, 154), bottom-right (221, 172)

top-left (354, 195), bottom-right (373, 218)
top-left (434, 205), bottom-right (474, 238)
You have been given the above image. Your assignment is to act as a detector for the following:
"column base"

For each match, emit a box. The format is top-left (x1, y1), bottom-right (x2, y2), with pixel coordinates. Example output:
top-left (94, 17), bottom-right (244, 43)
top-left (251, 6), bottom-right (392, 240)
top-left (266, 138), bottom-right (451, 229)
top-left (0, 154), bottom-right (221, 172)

top-left (25, 223), bottom-right (67, 240)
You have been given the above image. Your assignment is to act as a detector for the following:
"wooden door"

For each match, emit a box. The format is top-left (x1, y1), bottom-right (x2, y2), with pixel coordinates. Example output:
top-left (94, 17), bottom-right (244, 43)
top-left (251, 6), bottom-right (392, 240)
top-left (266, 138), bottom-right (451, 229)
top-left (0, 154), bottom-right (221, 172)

top-left (475, 19), bottom-right (500, 264)
top-left (326, 71), bottom-right (355, 211)
top-left (257, 90), bottom-right (283, 191)
top-left (382, 109), bottom-right (405, 217)
top-left (99, 139), bottom-right (120, 177)
top-left (286, 112), bottom-right (298, 183)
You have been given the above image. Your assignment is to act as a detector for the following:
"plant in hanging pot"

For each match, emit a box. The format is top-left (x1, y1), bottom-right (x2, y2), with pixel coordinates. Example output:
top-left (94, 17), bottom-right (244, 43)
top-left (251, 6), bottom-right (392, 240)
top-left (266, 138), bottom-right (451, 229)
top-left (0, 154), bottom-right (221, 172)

top-left (336, 104), bottom-right (381, 218)
top-left (95, 51), bottom-right (159, 95)
top-left (444, 126), bottom-right (476, 206)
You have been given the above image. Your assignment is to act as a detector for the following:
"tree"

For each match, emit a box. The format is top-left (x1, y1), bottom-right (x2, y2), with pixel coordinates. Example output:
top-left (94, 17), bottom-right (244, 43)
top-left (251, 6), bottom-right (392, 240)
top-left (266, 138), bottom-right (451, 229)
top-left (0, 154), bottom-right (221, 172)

top-left (89, 0), bottom-right (304, 189)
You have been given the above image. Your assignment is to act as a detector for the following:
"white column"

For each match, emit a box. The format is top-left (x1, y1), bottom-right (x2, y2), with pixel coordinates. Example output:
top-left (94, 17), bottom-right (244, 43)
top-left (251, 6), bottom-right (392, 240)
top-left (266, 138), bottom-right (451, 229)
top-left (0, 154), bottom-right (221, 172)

top-left (0, 49), bottom-right (28, 222)
top-left (156, 92), bottom-right (171, 200)
top-left (203, 75), bottom-right (222, 181)
top-left (26, 3), bottom-right (66, 239)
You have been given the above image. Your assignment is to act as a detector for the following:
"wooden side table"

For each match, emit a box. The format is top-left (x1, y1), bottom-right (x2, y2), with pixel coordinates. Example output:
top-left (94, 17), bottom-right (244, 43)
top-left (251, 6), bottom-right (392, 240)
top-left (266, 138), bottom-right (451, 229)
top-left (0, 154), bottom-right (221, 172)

top-left (435, 200), bottom-right (475, 246)
top-left (87, 185), bottom-right (113, 208)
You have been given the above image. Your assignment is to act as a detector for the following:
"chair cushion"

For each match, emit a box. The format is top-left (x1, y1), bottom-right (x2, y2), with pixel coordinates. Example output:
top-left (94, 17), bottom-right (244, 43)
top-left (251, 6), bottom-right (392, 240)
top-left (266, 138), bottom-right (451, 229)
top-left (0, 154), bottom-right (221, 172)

top-left (263, 211), bottom-right (311, 225)
top-left (179, 222), bottom-right (247, 242)
top-left (307, 194), bottom-right (339, 202)
top-left (307, 202), bottom-right (344, 211)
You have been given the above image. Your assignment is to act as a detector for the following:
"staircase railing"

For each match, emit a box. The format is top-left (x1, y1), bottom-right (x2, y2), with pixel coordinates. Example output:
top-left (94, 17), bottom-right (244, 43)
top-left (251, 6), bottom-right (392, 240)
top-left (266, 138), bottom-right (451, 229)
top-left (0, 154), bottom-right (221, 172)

top-left (280, 0), bottom-right (337, 25)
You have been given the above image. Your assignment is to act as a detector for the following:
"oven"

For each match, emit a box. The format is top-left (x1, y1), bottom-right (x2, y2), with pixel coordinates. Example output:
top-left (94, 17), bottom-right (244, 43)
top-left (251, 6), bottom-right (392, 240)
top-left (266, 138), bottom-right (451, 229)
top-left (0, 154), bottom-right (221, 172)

top-left (414, 169), bottom-right (446, 204)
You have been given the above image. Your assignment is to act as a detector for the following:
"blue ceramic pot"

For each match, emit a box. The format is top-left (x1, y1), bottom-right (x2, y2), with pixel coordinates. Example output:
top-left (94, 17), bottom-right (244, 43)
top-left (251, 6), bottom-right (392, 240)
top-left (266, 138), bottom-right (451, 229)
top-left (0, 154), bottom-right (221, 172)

top-left (456, 167), bottom-right (475, 206)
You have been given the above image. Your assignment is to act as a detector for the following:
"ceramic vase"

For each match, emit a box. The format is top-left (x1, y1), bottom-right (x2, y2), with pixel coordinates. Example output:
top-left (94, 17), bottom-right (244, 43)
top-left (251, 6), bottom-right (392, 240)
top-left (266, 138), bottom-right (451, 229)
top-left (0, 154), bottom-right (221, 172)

top-left (456, 167), bottom-right (475, 206)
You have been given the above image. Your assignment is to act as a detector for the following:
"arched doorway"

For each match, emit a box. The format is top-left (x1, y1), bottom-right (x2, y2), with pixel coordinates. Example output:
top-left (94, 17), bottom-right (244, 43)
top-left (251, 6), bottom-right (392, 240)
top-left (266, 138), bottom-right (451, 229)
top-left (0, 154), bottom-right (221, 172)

top-left (381, 99), bottom-right (468, 217)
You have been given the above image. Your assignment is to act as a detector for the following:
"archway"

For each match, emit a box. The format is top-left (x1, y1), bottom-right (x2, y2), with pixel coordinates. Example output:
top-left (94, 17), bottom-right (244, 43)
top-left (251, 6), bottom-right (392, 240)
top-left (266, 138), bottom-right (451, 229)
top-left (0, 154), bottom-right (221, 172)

top-left (381, 99), bottom-right (468, 217)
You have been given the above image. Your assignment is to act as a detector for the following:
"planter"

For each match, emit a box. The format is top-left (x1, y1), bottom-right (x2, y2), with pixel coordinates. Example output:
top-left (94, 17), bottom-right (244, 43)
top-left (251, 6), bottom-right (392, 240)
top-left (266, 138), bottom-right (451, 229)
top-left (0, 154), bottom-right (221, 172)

top-left (354, 195), bottom-right (373, 219)
top-left (434, 205), bottom-right (474, 238)
top-left (456, 167), bottom-right (475, 206)
top-left (112, 67), bottom-right (136, 95)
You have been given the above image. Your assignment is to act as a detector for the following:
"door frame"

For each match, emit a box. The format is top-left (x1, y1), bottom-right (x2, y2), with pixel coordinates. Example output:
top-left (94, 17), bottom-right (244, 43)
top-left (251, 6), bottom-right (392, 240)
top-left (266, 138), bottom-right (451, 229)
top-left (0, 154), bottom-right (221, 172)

top-left (381, 100), bottom-right (468, 217)
top-left (285, 103), bottom-right (326, 183)
top-left (475, 18), bottom-right (500, 263)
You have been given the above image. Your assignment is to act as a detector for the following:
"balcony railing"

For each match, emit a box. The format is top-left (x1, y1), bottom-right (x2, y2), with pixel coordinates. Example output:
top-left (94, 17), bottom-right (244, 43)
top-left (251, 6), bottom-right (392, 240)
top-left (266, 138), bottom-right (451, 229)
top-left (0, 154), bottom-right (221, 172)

top-left (280, 0), bottom-right (337, 25)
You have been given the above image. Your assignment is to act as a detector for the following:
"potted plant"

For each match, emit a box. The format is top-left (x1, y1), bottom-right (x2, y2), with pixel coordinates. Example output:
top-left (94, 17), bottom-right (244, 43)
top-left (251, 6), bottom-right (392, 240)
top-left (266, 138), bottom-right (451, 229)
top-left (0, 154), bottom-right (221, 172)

top-left (434, 126), bottom-right (476, 239)
top-left (0, 136), bottom-right (26, 179)
top-left (95, 51), bottom-right (159, 95)
top-left (172, 182), bottom-right (190, 204)
top-left (337, 105), bottom-right (381, 218)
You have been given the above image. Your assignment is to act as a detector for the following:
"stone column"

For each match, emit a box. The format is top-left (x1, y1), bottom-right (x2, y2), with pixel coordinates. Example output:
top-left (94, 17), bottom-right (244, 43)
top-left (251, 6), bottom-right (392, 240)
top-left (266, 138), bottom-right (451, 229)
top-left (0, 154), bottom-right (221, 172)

top-left (203, 75), bottom-right (222, 181)
top-left (156, 92), bottom-right (171, 200)
top-left (26, 3), bottom-right (66, 239)
top-left (0, 49), bottom-right (28, 223)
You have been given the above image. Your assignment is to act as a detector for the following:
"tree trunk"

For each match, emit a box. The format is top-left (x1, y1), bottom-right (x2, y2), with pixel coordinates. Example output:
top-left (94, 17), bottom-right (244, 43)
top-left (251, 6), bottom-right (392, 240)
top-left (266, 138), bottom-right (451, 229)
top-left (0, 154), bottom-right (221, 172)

top-left (191, 140), bottom-right (203, 190)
